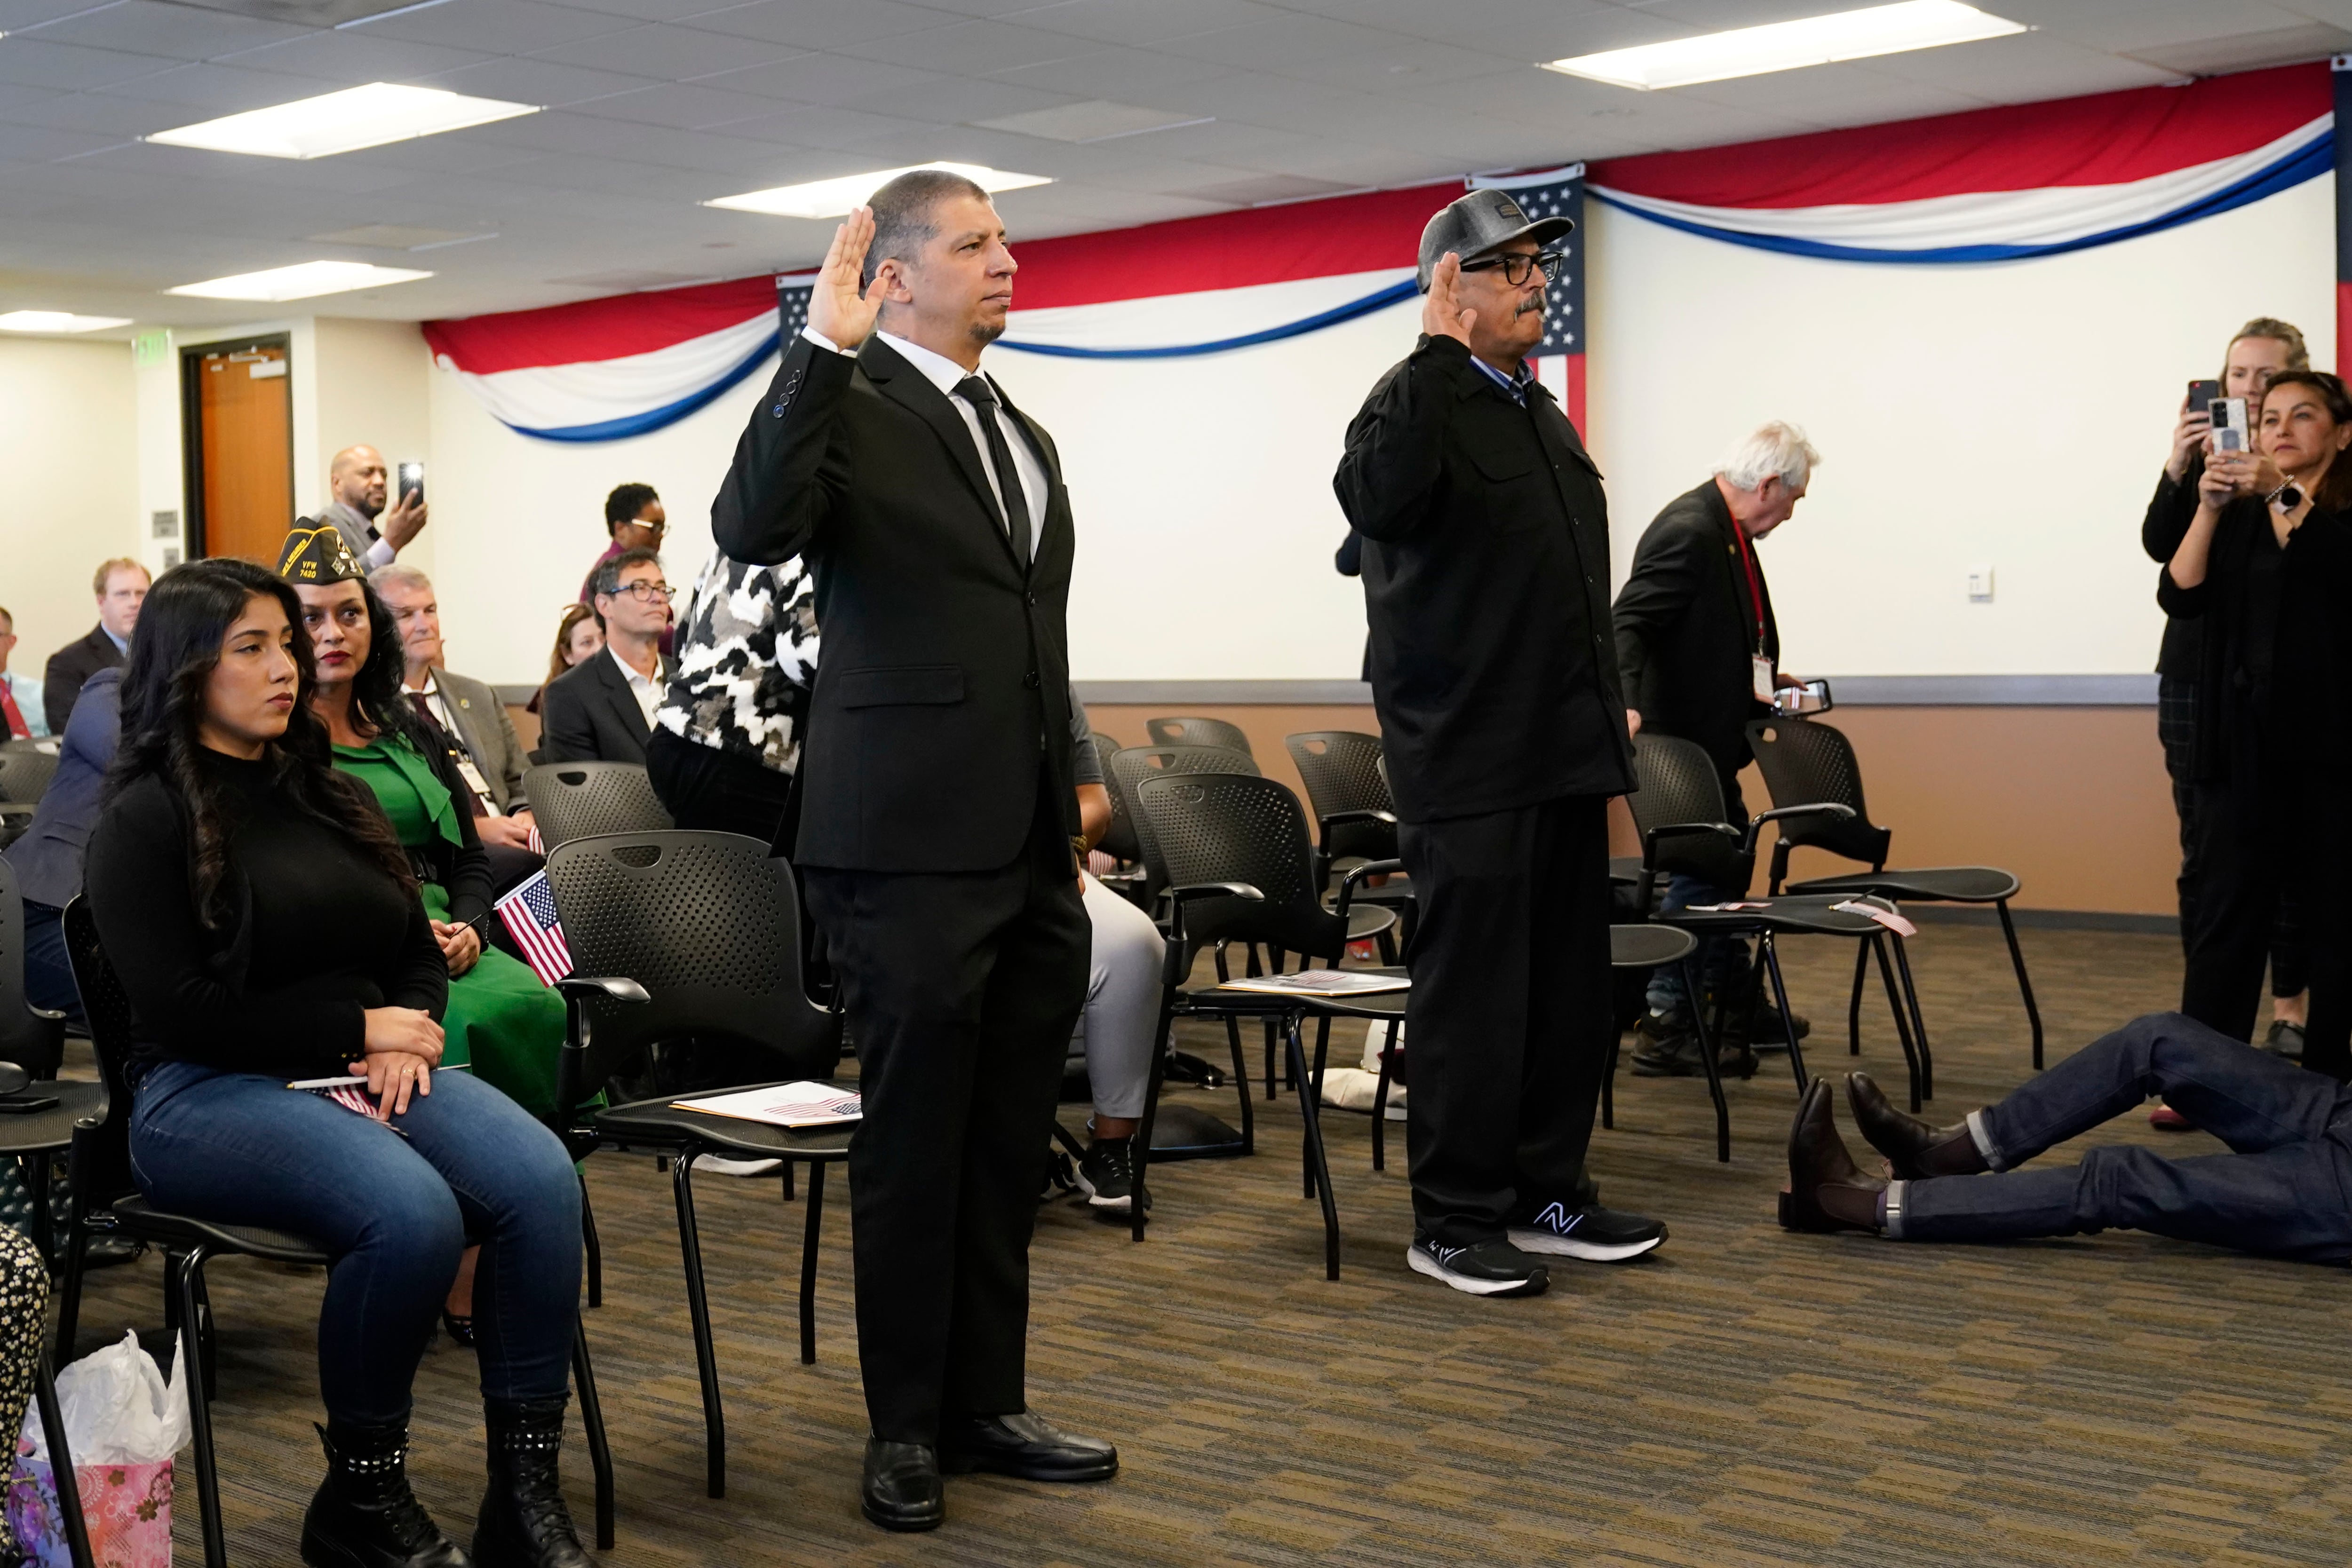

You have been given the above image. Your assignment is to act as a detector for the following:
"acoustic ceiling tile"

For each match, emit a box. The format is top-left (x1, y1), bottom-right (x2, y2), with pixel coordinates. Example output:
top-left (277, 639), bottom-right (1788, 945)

top-left (562, 80), bottom-right (795, 128)
top-left (832, 19), bottom-right (1097, 73)
top-left (674, 0), bottom-right (967, 50)
top-left (0, 40), bottom-right (177, 91)
top-left (1009, 0), bottom-right (1290, 48)
top-left (21, 0), bottom-right (315, 62)
top-left (694, 51), bottom-right (944, 104)
top-left (409, 57), bottom-right (665, 109)
top-left (356, 0), bottom-right (645, 53)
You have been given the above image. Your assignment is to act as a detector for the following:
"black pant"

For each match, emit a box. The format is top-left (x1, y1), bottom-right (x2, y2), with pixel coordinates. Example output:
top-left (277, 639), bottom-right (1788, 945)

top-left (1396, 793), bottom-right (1613, 1245)
top-left (2163, 677), bottom-right (2304, 997)
top-left (802, 784), bottom-right (1088, 1443)
top-left (647, 729), bottom-right (795, 843)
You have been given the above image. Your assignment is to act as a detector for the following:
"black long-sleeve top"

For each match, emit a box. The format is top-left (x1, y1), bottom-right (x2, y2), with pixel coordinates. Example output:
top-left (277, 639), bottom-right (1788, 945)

top-left (2142, 464), bottom-right (2203, 681)
top-left (84, 750), bottom-right (446, 1088)
top-left (2156, 498), bottom-right (2352, 784)
top-left (1332, 333), bottom-right (1632, 823)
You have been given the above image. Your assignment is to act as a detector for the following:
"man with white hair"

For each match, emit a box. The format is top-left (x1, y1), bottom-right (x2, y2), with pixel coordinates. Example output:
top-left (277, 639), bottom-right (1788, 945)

top-left (1614, 421), bottom-right (1820, 1077)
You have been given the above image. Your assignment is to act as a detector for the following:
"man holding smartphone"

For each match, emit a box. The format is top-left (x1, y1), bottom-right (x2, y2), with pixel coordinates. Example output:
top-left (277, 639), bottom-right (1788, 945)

top-left (318, 444), bottom-right (428, 569)
top-left (2144, 319), bottom-right (2310, 1073)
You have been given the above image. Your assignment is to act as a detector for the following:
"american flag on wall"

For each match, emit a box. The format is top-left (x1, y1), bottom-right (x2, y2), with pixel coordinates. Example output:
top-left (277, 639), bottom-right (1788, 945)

top-left (1469, 166), bottom-right (1586, 435)
top-left (495, 871), bottom-right (573, 985)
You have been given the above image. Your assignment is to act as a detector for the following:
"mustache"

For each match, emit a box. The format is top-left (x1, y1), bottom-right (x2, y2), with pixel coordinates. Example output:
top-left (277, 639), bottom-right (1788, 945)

top-left (1514, 294), bottom-right (1545, 317)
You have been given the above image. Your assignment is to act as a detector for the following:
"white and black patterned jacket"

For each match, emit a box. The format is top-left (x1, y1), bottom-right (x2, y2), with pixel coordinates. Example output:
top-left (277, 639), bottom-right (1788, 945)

top-left (653, 548), bottom-right (819, 774)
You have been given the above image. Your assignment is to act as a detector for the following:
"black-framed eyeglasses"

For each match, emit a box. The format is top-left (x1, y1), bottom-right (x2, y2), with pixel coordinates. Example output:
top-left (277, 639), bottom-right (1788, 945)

top-left (613, 581), bottom-right (676, 603)
top-left (1461, 250), bottom-right (1562, 286)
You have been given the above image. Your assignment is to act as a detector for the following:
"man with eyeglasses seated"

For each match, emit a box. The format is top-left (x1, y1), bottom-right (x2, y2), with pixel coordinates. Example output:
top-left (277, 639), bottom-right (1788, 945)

top-left (540, 547), bottom-right (678, 768)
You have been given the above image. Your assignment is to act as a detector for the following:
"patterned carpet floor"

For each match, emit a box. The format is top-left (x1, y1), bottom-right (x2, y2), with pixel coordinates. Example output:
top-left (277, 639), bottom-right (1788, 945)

top-left (63, 923), bottom-right (2352, 1566)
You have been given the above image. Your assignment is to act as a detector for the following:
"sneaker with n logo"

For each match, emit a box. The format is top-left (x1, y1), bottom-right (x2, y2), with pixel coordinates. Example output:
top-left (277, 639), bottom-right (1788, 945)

top-left (1508, 1201), bottom-right (1667, 1263)
top-left (1405, 1233), bottom-right (1548, 1297)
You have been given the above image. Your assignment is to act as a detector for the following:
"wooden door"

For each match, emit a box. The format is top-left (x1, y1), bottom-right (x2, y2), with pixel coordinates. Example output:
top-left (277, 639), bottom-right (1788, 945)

top-left (186, 340), bottom-right (293, 564)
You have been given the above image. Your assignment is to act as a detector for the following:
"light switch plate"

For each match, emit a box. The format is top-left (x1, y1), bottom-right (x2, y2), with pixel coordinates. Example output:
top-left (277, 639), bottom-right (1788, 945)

top-left (1966, 565), bottom-right (1994, 602)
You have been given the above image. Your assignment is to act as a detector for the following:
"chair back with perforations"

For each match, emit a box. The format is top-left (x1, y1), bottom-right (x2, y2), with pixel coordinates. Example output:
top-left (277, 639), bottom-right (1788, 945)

top-left (1627, 733), bottom-right (1753, 894)
top-left (1110, 745), bottom-right (1258, 906)
top-left (1744, 718), bottom-right (1893, 868)
top-left (1282, 730), bottom-right (1396, 865)
top-left (59, 900), bottom-right (135, 1205)
top-left (523, 761), bottom-right (673, 854)
top-left (1143, 716), bottom-right (1252, 756)
top-left (0, 745), bottom-right (59, 806)
top-left (1089, 732), bottom-right (1143, 864)
top-left (1134, 771), bottom-right (1346, 965)
top-left (544, 831), bottom-right (839, 1103)
top-left (0, 860), bottom-right (63, 1077)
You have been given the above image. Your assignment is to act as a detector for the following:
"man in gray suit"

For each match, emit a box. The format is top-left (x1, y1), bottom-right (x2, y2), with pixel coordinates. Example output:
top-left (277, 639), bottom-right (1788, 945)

top-left (321, 444), bottom-right (428, 570)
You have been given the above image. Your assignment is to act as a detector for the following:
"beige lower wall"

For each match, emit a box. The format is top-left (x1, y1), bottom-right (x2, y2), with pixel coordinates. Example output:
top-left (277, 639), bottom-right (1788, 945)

top-left (0, 337), bottom-right (139, 689)
top-left (1088, 702), bottom-right (2178, 919)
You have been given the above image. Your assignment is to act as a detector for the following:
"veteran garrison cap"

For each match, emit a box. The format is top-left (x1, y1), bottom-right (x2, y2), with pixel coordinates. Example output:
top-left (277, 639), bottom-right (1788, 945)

top-left (1416, 187), bottom-right (1574, 293)
top-left (276, 523), bottom-right (366, 586)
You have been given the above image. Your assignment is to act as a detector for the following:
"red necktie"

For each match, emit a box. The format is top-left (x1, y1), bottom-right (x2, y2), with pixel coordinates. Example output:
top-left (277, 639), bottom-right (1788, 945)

top-left (0, 686), bottom-right (28, 741)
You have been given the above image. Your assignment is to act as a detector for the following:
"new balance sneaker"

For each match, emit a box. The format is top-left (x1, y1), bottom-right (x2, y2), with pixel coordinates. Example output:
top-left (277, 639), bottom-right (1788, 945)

top-left (1508, 1201), bottom-right (1668, 1263)
top-left (1405, 1234), bottom-right (1549, 1297)
top-left (1074, 1136), bottom-right (1152, 1212)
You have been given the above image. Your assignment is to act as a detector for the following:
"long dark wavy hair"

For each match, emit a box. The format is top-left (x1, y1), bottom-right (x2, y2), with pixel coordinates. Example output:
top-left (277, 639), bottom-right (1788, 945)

top-left (2260, 370), bottom-right (2352, 515)
top-left (336, 577), bottom-right (444, 759)
top-left (108, 560), bottom-right (415, 931)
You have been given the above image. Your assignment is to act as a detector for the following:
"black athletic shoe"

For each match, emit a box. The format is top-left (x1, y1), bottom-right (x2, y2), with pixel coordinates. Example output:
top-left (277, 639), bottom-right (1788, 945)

top-left (2264, 1020), bottom-right (2306, 1061)
top-left (1405, 1233), bottom-right (1549, 1297)
top-left (1508, 1201), bottom-right (1667, 1263)
top-left (1074, 1136), bottom-right (1152, 1212)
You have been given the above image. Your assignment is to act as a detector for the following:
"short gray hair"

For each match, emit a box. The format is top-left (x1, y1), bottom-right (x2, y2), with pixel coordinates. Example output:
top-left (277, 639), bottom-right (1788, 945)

top-left (368, 562), bottom-right (432, 596)
top-left (1715, 421), bottom-right (1820, 493)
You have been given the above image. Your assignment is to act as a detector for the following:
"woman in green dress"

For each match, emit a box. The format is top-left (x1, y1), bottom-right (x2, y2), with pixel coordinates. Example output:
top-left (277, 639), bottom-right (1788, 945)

top-left (280, 524), bottom-right (569, 1340)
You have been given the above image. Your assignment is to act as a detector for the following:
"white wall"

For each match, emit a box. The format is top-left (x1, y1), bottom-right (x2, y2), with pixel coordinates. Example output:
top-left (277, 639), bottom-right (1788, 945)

top-left (0, 338), bottom-right (140, 684)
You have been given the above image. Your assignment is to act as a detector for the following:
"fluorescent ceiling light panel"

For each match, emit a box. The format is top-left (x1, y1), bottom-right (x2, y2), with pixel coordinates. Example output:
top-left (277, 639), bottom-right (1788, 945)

top-left (0, 311), bottom-right (131, 333)
top-left (1542, 1), bottom-right (2026, 90)
top-left (707, 163), bottom-right (1053, 219)
top-left (146, 83), bottom-right (536, 159)
top-left (166, 261), bottom-right (432, 302)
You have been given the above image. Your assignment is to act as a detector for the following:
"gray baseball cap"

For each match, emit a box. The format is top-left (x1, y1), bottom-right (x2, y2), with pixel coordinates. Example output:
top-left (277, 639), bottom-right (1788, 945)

top-left (1416, 188), bottom-right (1573, 293)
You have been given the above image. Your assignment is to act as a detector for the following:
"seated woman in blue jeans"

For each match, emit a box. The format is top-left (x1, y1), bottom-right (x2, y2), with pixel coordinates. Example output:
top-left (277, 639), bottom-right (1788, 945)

top-left (83, 558), bottom-right (590, 1568)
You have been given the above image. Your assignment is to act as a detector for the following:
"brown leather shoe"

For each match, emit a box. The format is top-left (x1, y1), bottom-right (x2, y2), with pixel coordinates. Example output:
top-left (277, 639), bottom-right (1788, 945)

top-left (1778, 1078), bottom-right (1886, 1234)
top-left (1846, 1072), bottom-right (1986, 1180)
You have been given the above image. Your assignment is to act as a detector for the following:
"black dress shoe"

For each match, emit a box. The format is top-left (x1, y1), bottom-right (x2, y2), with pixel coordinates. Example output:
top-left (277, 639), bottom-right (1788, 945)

top-left (939, 1411), bottom-right (1118, 1481)
top-left (1779, 1079), bottom-right (1886, 1235)
top-left (1845, 1072), bottom-right (1985, 1180)
top-left (861, 1439), bottom-right (944, 1532)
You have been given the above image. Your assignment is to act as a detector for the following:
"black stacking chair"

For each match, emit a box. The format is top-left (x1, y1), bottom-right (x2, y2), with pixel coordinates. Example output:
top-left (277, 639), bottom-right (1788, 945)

top-left (1130, 770), bottom-right (1394, 1275)
top-left (1748, 715), bottom-right (2042, 1074)
top-left (0, 861), bottom-right (103, 1264)
top-left (1283, 731), bottom-right (1417, 942)
top-left (1087, 732), bottom-right (1148, 901)
top-left (521, 760), bottom-right (673, 854)
top-left (57, 900), bottom-right (616, 1566)
top-left (541, 830), bottom-right (845, 1500)
top-left (1144, 715), bottom-right (1252, 755)
top-left (32, 1349), bottom-right (96, 1568)
top-left (1109, 744), bottom-right (1259, 913)
top-left (0, 744), bottom-right (58, 849)
top-left (1625, 734), bottom-right (1935, 1112)
top-left (1597, 925), bottom-right (1735, 1161)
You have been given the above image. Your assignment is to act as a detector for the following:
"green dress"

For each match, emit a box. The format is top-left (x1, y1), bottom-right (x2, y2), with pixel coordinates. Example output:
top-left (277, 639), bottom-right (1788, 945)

top-left (334, 735), bottom-right (570, 1117)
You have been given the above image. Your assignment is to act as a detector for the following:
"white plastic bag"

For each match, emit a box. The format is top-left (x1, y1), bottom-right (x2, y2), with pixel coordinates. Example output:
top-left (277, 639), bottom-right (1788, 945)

top-left (23, 1331), bottom-right (189, 1466)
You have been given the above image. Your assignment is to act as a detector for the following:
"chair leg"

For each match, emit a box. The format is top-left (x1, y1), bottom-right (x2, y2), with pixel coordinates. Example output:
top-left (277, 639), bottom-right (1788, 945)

top-left (1887, 933), bottom-right (1935, 1101)
top-left (1303, 1015), bottom-right (1332, 1198)
top-left (1682, 958), bottom-right (1730, 1163)
top-left (1374, 924), bottom-right (1398, 966)
top-left (1996, 899), bottom-right (2046, 1071)
top-left (1846, 939), bottom-right (1868, 1056)
top-left (799, 1162), bottom-right (826, 1366)
top-left (176, 1247), bottom-right (227, 1568)
top-left (1759, 937), bottom-right (1809, 1093)
top-left (36, 1352), bottom-right (95, 1568)
top-left (580, 1175), bottom-right (602, 1311)
top-left (1371, 1021), bottom-right (1398, 1172)
top-left (1286, 1017), bottom-right (1340, 1281)
top-left (569, 1314), bottom-right (615, 1551)
top-left (668, 1152), bottom-right (725, 1499)
top-left (53, 1206), bottom-right (88, 1365)
top-left (1868, 935), bottom-right (1923, 1113)
top-left (781, 1158), bottom-right (795, 1203)
top-left (1223, 1018), bottom-right (1255, 1156)
top-left (26, 1152), bottom-right (53, 1266)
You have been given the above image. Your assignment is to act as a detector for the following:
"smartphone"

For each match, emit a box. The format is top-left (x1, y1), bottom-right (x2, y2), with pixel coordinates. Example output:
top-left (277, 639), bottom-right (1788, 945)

top-left (2210, 397), bottom-right (2249, 453)
top-left (396, 460), bottom-right (424, 507)
top-left (2186, 379), bottom-right (2220, 418)
top-left (1771, 679), bottom-right (1832, 716)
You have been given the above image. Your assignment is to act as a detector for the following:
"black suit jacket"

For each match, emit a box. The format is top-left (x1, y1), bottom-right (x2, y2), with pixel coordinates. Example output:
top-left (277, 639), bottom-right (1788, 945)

top-left (709, 332), bottom-right (1078, 873)
top-left (540, 649), bottom-right (676, 769)
top-left (1613, 480), bottom-right (1780, 781)
top-left (42, 625), bottom-right (122, 737)
top-left (1334, 334), bottom-right (1632, 824)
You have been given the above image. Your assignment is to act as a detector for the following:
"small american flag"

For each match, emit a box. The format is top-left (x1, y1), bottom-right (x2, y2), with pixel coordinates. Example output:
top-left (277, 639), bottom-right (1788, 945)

top-left (526, 821), bottom-right (544, 855)
top-left (496, 870), bottom-right (572, 985)
top-left (317, 1082), bottom-right (381, 1118)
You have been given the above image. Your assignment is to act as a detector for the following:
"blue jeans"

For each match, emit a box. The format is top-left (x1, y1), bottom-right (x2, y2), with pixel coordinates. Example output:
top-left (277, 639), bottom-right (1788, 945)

top-left (1893, 1013), bottom-right (2352, 1261)
top-left (130, 1061), bottom-right (583, 1424)
top-left (1643, 872), bottom-right (1752, 1022)
top-left (21, 901), bottom-right (83, 1033)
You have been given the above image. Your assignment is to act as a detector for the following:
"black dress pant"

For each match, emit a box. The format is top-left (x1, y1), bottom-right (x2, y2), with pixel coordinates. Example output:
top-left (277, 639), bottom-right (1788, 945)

top-left (1396, 792), bottom-right (1613, 1245)
top-left (802, 783), bottom-right (1089, 1443)
top-left (646, 728), bottom-right (795, 843)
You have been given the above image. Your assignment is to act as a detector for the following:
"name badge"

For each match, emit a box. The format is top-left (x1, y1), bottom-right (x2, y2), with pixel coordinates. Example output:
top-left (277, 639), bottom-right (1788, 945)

top-left (1752, 654), bottom-right (1776, 702)
top-left (453, 752), bottom-right (500, 815)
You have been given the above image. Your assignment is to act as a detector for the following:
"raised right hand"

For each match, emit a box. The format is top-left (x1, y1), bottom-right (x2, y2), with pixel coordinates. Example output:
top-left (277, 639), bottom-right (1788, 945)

top-left (2166, 396), bottom-right (2210, 482)
top-left (362, 1006), bottom-right (444, 1068)
top-left (1421, 253), bottom-right (1476, 349)
top-left (806, 205), bottom-right (886, 352)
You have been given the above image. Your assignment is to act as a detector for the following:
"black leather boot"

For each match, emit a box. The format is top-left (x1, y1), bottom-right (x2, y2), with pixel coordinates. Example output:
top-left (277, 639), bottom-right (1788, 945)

top-left (472, 1397), bottom-right (590, 1568)
top-left (299, 1419), bottom-right (471, 1568)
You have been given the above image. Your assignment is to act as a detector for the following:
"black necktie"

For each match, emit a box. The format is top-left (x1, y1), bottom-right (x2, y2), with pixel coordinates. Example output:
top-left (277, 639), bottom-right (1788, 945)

top-left (955, 374), bottom-right (1033, 567)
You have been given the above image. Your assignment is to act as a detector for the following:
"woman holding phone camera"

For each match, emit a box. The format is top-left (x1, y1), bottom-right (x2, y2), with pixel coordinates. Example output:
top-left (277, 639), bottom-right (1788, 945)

top-left (83, 558), bottom-right (590, 1568)
top-left (2162, 369), bottom-right (2352, 1085)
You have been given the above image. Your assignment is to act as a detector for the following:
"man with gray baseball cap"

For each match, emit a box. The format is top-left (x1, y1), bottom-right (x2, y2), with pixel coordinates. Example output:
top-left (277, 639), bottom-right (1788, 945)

top-left (1333, 187), bottom-right (1663, 1298)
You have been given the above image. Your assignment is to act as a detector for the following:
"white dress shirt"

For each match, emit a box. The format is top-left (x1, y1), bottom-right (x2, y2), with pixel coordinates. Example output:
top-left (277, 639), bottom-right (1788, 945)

top-left (610, 645), bottom-right (662, 728)
top-left (802, 325), bottom-right (1047, 561)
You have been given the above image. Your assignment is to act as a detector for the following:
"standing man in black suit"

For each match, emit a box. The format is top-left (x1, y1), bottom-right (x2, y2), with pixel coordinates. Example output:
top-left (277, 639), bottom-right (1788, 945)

top-left (708, 169), bottom-right (1111, 1531)
top-left (539, 548), bottom-right (677, 768)
top-left (1613, 423), bottom-right (1818, 1075)
top-left (1335, 189), bottom-right (1665, 1300)
top-left (41, 557), bottom-right (147, 734)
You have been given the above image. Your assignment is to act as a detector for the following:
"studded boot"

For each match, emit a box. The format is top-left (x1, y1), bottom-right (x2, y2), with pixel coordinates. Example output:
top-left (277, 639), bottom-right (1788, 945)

top-left (472, 1396), bottom-right (590, 1568)
top-left (299, 1419), bottom-right (471, 1568)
